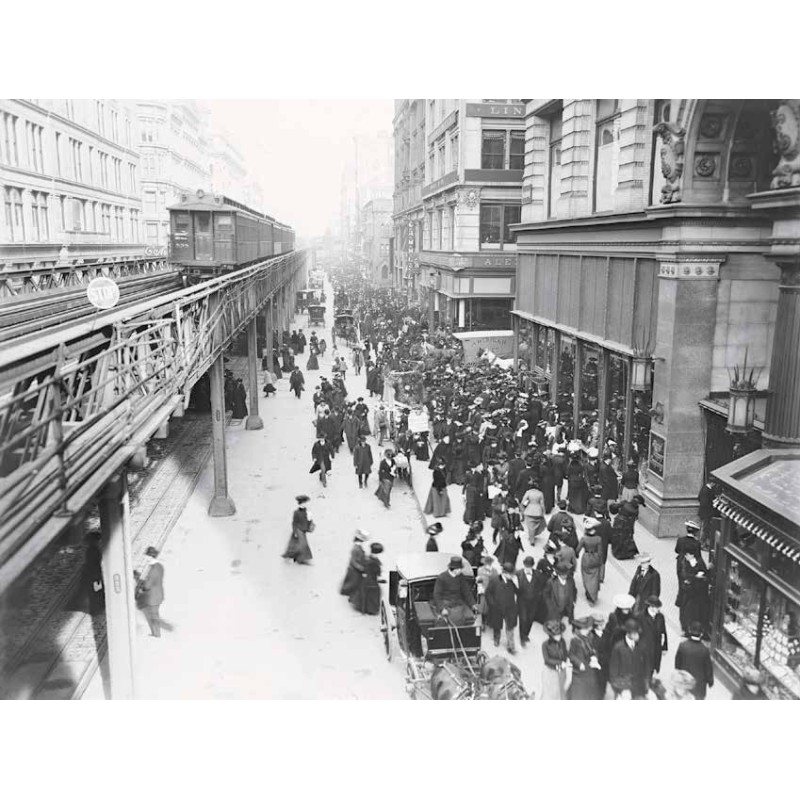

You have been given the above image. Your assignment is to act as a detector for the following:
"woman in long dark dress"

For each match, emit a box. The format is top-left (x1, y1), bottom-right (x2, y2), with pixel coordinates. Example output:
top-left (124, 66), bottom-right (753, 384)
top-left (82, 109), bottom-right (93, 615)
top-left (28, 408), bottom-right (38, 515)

top-left (462, 471), bottom-right (481, 525)
top-left (272, 348), bottom-right (283, 379)
top-left (282, 495), bottom-right (314, 565)
top-left (350, 543), bottom-right (383, 615)
top-left (576, 519), bottom-right (604, 604)
top-left (540, 620), bottom-right (569, 700)
top-left (567, 617), bottom-right (602, 699)
top-left (494, 527), bottom-right (523, 570)
top-left (340, 531), bottom-right (368, 597)
top-left (307, 344), bottom-right (320, 371)
top-left (539, 454), bottom-right (556, 514)
top-left (424, 461), bottom-right (451, 517)
top-left (566, 453), bottom-right (588, 515)
top-left (610, 503), bottom-right (639, 560)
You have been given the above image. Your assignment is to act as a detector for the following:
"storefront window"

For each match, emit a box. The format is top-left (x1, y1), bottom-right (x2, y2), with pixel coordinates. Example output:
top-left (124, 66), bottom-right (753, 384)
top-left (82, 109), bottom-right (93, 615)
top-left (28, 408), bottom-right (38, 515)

top-left (518, 320), bottom-right (534, 371)
top-left (605, 354), bottom-right (628, 459)
top-left (721, 556), bottom-right (800, 699)
top-left (631, 385), bottom-right (653, 470)
top-left (578, 344), bottom-right (601, 447)
top-left (535, 326), bottom-right (555, 376)
top-left (557, 335), bottom-right (576, 439)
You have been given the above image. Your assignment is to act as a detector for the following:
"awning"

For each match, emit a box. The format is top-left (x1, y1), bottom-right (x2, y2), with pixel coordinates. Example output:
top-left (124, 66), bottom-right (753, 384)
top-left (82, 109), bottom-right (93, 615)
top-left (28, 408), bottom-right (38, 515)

top-left (715, 496), bottom-right (800, 563)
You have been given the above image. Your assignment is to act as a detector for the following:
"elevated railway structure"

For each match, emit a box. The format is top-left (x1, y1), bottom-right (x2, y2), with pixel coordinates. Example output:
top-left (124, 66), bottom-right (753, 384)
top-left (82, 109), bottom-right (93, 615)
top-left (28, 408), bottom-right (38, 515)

top-left (0, 250), bottom-right (307, 697)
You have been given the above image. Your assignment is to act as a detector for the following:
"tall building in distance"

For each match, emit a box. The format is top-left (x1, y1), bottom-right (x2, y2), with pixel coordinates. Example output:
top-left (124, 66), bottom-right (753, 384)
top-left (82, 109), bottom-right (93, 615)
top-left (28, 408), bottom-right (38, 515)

top-left (360, 197), bottom-right (393, 286)
top-left (135, 101), bottom-right (265, 249)
top-left (392, 99), bottom-right (426, 290)
top-left (394, 99), bottom-right (525, 330)
top-left (135, 100), bottom-right (210, 248)
top-left (1, 99), bottom-right (144, 272)
top-left (340, 132), bottom-right (393, 260)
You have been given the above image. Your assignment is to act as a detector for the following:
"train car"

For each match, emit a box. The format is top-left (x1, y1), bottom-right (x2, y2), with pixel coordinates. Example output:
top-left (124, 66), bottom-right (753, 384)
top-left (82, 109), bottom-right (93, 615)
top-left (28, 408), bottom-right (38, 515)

top-left (168, 189), bottom-right (294, 281)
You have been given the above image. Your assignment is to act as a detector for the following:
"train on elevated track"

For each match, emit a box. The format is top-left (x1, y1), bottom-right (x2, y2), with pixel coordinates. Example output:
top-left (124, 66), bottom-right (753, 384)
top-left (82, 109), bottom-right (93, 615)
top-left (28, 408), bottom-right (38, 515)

top-left (168, 189), bottom-right (295, 282)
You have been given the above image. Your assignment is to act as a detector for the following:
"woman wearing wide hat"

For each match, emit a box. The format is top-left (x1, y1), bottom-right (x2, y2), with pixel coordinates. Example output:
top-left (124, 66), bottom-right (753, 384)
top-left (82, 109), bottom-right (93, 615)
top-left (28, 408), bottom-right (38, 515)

top-left (567, 617), bottom-right (602, 699)
top-left (540, 619), bottom-right (569, 700)
top-left (424, 459), bottom-right (451, 518)
top-left (282, 495), bottom-right (314, 565)
top-left (340, 530), bottom-right (369, 598)
top-left (350, 542), bottom-right (384, 615)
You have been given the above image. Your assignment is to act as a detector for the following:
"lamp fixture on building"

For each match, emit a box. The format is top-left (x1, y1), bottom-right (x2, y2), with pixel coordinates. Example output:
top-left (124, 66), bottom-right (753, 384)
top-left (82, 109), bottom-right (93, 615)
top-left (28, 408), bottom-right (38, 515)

top-left (630, 355), bottom-right (653, 392)
top-left (726, 350), bottom-right (762, 436)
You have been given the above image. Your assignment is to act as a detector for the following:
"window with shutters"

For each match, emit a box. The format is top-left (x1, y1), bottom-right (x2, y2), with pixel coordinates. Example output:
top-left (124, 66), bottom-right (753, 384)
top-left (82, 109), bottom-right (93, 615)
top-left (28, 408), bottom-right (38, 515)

top-left (594, 99), bottom-right (621, 212)
top-left (481, 130), bottom-right (505, 169)
top-left (547, 109), bottom-right (564, 218)
top-left (4, 187), bottom-right (25, 241)
top-left (480, 203), bottom-right (520, 249)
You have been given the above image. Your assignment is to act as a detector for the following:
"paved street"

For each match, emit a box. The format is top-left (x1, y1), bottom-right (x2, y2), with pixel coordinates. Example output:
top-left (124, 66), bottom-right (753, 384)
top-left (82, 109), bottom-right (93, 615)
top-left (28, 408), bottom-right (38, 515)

top-left (84, 287), bottom-right (730, 701)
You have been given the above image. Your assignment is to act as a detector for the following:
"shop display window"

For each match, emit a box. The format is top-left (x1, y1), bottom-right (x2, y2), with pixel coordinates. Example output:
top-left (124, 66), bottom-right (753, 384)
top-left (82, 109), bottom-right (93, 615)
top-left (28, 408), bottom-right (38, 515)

top-left (557, 335), bottom-right (575, 438)
top-left (721, 556), bottom-right (800, 699)
top-left (535, 326), bottom-right (554, 375)
top-left (518, 320), bottom-right (534, 371)
top-left (578, 345), bottom-right (601, 447)
top-left (605, 354), bottom-right (627, 457)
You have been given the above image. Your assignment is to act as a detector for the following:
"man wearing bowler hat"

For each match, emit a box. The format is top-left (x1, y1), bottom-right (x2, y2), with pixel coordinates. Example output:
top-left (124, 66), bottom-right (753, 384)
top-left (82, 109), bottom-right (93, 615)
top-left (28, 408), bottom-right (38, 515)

top-left (675, 621), bottom-right (715, 699)
top-left (628, 552), bottom-right (661, 615)
top-left (432, 556), bottom-right (476, 626)
top-left (485, 562), bottom-right (519, 654)
top-left (609, 618), bottom-right (651, 699)
top-left (136, 546), bottom-right (165, 638)
top-left (516, 555), bottom-right (540, 646)
top-left (637, 595), bottom-right (668, 678)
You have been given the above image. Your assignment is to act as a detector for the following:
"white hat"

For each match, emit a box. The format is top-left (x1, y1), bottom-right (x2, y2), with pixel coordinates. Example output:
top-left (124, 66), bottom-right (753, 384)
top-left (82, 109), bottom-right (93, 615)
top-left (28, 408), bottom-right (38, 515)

top-left (612, 594), bottom-right (636, 611)
top-left (587, 447), bottom-right (599, 458)
top-left (583, 517), bottom-right (600, 530)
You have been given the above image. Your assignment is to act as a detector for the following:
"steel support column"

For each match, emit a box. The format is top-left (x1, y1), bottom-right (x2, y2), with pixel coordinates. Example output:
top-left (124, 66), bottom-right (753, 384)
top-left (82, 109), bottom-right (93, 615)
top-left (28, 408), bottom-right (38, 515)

top-left (264, 299), bottom-right (273, 372)
top-left (98, 472), bottom-right (136, 700)
top-left (208, 353), bottom-right (236, 517)
top-left (245, 317), bottom-right (263, 430)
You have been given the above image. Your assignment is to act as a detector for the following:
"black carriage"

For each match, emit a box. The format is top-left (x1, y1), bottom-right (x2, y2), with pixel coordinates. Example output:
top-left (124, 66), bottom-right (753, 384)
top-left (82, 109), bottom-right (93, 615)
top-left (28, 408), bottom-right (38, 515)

top-left (296, 289), bottom-right (316, 313)
top-left (334, 311), bottom-right (356, 342)
top-left (380, 553), bottom-right (483, 697)
top-left (308, 304), bottom-right (326, 327)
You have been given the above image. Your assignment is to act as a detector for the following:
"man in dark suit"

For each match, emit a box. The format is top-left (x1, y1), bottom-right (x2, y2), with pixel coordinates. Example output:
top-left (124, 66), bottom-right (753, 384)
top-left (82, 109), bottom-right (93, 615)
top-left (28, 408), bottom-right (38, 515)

top-left (675, 621), bottom-right (715, 699)
top-left (628, 553), bottom-right (661, 615)
top-left (675, 520), bottom-right (702, 581)
top-left (137, 546), bottom-right (165, 638)
top-left (516, 556), bottom-right (540, 646)
top-left (432, 556), bottom-right (475, 625)
top-left (599, 456), bottom-right (619, 508)
top-left (485, 562), bottom-right (519, 654)
top-left (637, 595), bottom-right (668, 678)
top-left (542, 563), bottom-right (576, 624)
top-left (697, 480), bottom-right (717, 551)
top-left (609, 618), bottom-right (652, 699)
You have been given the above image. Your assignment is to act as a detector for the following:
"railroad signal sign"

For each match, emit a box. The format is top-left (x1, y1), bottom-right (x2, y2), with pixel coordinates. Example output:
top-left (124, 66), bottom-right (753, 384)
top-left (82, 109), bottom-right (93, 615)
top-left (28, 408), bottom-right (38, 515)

top-left (86, 277), bottom-right (120, 310)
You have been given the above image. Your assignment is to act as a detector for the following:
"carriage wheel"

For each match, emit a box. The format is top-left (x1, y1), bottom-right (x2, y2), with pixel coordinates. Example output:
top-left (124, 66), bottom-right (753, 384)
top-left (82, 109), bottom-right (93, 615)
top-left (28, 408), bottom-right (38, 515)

top-left (380, 602), bottom-right (393, 662)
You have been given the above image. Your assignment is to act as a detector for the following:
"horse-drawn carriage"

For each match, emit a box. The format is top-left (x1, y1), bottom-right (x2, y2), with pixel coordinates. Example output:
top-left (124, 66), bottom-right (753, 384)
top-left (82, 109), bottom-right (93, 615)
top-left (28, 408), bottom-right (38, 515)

top-left (308, 304), bottom-right (326, 327)
top-left (380, 553), bottom-right (529, 700)
top-left (296, 289), bottom-right (317, 313)
top-left (334, 310), bottom-right (357, 343)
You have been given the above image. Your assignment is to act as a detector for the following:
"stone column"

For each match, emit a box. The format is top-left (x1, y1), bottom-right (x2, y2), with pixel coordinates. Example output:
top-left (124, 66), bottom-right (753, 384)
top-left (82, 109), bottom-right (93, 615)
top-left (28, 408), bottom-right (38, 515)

top-left (763, 260), bottom-right (800, 447)
top-left (245, 317), bottom-right (263, 431)
top-left (208, 353), bottom-right (236, 517)
top-left (98, 473), bottom-right (136, 700)
top-left (458, 299), bottom-right (466, 329)
top-left (640, 257), bottom-right (723, 538)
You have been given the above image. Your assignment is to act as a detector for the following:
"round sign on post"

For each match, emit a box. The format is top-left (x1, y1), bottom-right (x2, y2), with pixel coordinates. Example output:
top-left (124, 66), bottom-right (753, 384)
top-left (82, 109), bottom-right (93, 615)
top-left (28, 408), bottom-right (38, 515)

top-left (86, 276), bottom-right (120, 310)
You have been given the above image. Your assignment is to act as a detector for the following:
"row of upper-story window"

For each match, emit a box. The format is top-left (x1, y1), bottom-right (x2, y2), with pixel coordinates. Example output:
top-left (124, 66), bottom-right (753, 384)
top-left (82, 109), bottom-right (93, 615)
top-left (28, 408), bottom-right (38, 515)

top-left (539, 99), bottom-right (670, 217)
top-left (420, 202), bottom-right (521, 252)
top-left (423, 127), bottom-right (525, 183)
top-left (1, 111), bottom-right (138, 194)
top-left (25, 101), bottom-right (132, 148)
top-left (2, 185), bottom-right (142, 243)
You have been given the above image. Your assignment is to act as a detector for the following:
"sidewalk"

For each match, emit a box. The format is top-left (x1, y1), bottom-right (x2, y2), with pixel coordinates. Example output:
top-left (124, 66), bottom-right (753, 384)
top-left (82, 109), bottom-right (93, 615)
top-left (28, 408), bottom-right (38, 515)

top-left (407, 445), bottom-right (731, 698)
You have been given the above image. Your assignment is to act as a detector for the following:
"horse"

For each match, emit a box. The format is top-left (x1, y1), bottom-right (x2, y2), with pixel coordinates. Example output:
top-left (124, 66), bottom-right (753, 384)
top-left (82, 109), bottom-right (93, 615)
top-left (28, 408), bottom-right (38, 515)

top-left (429, 653), bottom-right (530, 700)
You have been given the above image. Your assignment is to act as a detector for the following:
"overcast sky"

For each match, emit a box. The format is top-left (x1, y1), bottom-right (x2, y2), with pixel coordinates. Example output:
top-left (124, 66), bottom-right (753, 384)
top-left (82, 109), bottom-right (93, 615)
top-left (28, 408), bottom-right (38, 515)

top-left (206, 99), bottom-right (393, 239)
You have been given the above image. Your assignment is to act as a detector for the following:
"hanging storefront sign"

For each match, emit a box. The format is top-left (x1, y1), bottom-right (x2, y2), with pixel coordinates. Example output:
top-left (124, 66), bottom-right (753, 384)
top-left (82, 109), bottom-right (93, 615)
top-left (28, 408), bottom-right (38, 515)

top-left (648, 431), bottom-right (666, 477)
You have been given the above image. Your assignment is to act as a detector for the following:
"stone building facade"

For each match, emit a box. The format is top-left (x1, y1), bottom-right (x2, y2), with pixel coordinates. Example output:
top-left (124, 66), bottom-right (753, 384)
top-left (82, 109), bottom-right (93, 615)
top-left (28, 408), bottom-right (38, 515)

top-left (392, 99), bottom-right (426, 293)
top-left (1, 99), bottom-right (143, 270)
top-left (416, 99), bottom-right (525, 331)
top-left (361, 197), bottom-right (392, 286)
top-left (511, 98), bottom-right (800, 538)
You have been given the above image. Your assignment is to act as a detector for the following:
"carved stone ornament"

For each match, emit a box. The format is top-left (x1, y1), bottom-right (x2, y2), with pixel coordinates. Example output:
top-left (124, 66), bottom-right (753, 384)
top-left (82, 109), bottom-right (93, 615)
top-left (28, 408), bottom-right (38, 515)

top-left (770, 100), bottom-right (800, 189)
top-left (729, 156), bottom-right (753, 179)
top-left (699, 114), bottom-right (724, 139)
top-left (694, 154), bottom-right (717, 178)
top-left (654, 122), bottom-right (686, 203)
top-left (456, 188), bottom-right (480, 209)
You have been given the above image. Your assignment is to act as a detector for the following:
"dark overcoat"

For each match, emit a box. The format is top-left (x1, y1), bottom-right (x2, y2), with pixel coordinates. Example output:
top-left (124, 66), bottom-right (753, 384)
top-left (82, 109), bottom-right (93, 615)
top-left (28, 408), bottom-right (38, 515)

top-left (485, 574), bottom-right (519, 630)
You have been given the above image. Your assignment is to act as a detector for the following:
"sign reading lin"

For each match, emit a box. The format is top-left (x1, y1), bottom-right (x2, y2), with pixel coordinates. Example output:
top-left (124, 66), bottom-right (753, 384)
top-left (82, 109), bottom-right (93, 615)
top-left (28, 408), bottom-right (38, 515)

top-left (465, 103), bottom-right (525, 118)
